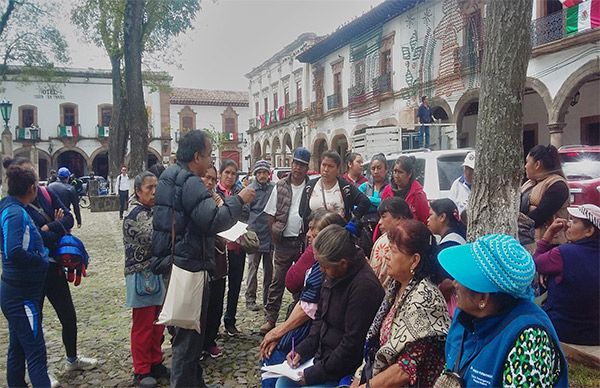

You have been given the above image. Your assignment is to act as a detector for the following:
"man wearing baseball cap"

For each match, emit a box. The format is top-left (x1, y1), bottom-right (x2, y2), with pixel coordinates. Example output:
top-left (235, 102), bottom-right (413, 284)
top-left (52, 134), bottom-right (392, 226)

top-left (261, 147), bottom-right (311, 333)
top-left (533, 204), bottom-right (599, 345)
top-left (48, 167), bottom-right (82, 228)
top-left (449, 151), bottom-right (475, 214)
top-left (245, 160), bottom-right (274, 312)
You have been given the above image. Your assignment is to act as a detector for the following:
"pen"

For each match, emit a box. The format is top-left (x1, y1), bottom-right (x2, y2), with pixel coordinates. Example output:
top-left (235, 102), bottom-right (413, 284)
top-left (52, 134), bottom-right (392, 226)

top-left (291, 336), bottom-right (295, 366)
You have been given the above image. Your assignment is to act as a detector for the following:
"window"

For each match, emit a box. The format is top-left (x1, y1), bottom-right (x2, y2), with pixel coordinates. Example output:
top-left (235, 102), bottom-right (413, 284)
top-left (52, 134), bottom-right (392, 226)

top-left (264, 97), bottom-right (268, 114)
top-left (221, 106), bottom-right (238, 141)
top-left (296, 81), bottom-right (302, 112)
top-left (100, 106), bottom-right (112, 127)
top-left (22, 108), bottom-right (34, 127)
top-left (333, 72), bottom-right (342, 97)
top-left (182, 116), bottom-right (194, 130)
top-left (273, 92), bottom-right (278, 109)
top-left (284, 87), bottom-right (290, 116)
top-left (225, 118), bottom-right (235, 133)
top-left (380, 50), bottom-right (392, 74)
top-left (178, 106), bottom-right (196, 130)
top-left (354, 60), bottom-right (365, 87)
top-left (61, 104), bottom-right (78, 126)
top-left (255, 101), bottom-right (259, 116)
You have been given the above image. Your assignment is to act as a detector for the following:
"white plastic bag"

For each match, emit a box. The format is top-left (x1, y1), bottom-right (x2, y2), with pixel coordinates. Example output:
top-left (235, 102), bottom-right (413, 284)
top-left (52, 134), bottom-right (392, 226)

top-left (156, 265), bottom-right (207, 333)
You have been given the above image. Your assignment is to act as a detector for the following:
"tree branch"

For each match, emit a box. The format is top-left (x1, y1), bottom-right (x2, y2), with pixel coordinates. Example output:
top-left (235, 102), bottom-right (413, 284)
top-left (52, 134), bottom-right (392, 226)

top-left (0, 0), bottom-right (17, 39)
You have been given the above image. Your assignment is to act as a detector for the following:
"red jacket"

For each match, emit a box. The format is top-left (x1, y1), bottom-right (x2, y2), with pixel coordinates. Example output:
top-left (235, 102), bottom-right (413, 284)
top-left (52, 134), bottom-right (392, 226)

top-left (285, 244), bottom-right (315, 295)
top-left (380, 179), bottom-right (430, 224)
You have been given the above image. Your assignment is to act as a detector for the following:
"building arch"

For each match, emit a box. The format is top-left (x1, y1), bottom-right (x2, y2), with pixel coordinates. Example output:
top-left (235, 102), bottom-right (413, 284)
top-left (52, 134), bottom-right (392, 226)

top-left (311, 134), bottom-right (328, 170)
top-left (430, 97), bottom-right (452, 123)
top-left (282, 132), bottom-right (293, 167)
top-left (263, 139), bottom-right (271, 162)
top-left (272, 136), bottom-right (282, 167)
top-left (453, 89), bottom-right (480, 147)
top-left (550, 58), bottom-right (600, 124)
top-left (90, 147), bottom-right (109, 178)
top-left (252, 141), bottom-right (262, 163)
top-left (293, 129), bottom-right (303, 149)
top-left (330, 132), bottom-right (349, 172)
top-left (525, 77), bottom-right (552, 121)
top-left (376, 118), bottom-right (398, 127)
top-left (54, 147), bottom-right (89, 177)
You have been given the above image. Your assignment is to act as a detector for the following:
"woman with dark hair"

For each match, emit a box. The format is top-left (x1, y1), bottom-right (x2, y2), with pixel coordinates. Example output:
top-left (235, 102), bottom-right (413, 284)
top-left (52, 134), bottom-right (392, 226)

top-left (275, 224), bottom-right (384, 387)
top-left (0, 161), bottom-right (51, 387)
top-left (520, 144), bottom-right (570, 248)
top-left (358, 153), bottom-right (389, 255)
top-left (380, 155), bottom-right (429, 224)
top-left (124, 171), bottom-right (169, 387)
top-left (342, 152), bottom-right (367, 187)
top-left (216, 159), bottom-right (248, 336)
top-left (352, 220), bottom-right (449, 388)
top-left (437, 234), bottom-right (567, 386)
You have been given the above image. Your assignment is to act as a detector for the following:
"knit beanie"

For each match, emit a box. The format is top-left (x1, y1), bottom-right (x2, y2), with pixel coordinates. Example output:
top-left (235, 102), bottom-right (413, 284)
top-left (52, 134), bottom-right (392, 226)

top-left (253, 160), bottom-right (271, 175)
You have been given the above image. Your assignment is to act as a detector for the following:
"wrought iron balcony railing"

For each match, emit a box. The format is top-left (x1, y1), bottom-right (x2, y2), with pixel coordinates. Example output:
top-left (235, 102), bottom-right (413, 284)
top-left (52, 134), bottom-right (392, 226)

top-left (531, 9), bottom-right (566, 47)
top-left (15, 126), bottom-right (41, 140)
top-left (327, 93), bottom-right (341, 110)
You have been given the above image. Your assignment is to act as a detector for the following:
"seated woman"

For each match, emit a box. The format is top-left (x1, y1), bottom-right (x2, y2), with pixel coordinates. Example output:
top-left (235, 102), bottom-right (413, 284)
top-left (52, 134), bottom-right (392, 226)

top-left (533, 204), bottom-right (599, 345)
top-left (369, 197), bottom-right (412, 287)
top-left (427, 198), bottom-right (467, 317)
top-left (275, 225), bottom-right (385, 387)
top-left (437, 234), bottom-right (568, 386)
top-left (260, 209), bottom-right (345, 388)
top-left (353, 219), bottom-right (450, 388)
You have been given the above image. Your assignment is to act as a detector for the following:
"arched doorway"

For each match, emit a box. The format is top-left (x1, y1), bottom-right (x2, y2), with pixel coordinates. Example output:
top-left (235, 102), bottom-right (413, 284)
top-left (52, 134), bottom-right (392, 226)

top-left (272, 137), bottom-right (282, 167)
top-left (522, 86), bottom-right (550, 156)
top-left (263, 140), bottom-right (271, 163)
top-left (252, 141), bottom-right (262, 165)
top-left (92, 152), bottom-right (109, 178)
top-left (293, 129), bottom-right (303, 149)
top-left (282, 133), bottom-right (293, 167)
top-left (57, 150), bottom-right (87, 177)
top-left (454, 89), bottom-right (479, 148)
top-left (311, 136), bottom-right (328, 170)
top-left (330, 132), bottom-right (349, 171)
top-left (14, 148), bottom-right (50, 180)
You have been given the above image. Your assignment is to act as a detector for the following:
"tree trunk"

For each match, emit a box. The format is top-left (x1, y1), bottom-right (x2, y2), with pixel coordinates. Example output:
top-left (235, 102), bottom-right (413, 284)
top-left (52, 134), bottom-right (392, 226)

top-left (108, 54), bottom-right (128, 191)
top-left (467, 0), bottom-right (533, 240)
top-left (123, 0), bottom-right (148, 177)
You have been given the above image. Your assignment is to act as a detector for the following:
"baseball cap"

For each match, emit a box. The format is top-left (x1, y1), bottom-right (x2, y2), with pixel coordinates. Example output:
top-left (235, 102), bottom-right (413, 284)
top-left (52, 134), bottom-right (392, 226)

top-left (567, 204), bottom-right (600, 230)
top-left (58, 167), bottom-right (71, 179)
top-left (462, 151), bottom-right (475, 170)
top-left (438, 234), bottom-right (535, 299)
top-left (292, 147), bottom-right (311, 165)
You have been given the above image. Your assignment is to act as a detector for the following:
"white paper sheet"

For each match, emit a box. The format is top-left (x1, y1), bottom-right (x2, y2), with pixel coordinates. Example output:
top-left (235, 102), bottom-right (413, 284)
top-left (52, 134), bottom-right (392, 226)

top-left (217, 221), bottom-right (248, 241)
top-left (260, 358), bottom-right (314, 382)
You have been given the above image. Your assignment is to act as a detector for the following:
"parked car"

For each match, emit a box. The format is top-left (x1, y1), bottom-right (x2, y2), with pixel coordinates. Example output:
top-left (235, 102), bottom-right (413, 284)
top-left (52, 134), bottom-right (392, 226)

top-left (270, 167), bottom-right (291, 183)
top-left (558, 145), bottom-right (600, 206)
top-left (363, 148), bottom-right (473, 200)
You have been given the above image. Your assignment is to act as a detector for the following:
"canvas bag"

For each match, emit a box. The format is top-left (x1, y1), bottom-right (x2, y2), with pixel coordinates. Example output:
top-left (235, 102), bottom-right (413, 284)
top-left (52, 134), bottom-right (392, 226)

top-left (156, 210), bottom-right (208, 333)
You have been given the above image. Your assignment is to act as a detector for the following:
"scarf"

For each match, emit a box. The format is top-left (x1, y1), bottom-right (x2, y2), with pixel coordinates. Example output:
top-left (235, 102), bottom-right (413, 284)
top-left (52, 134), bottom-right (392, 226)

top-left (358, 277), bottom-right (450, 379)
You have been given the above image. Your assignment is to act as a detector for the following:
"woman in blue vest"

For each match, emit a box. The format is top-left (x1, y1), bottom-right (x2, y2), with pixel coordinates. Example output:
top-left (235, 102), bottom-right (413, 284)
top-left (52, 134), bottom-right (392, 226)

top-left (533, 204), bottom-right (599, 345)
top-left (0, 160), bottom-right (50, 387)
top-left (437, 234), bottom-right (568, 387)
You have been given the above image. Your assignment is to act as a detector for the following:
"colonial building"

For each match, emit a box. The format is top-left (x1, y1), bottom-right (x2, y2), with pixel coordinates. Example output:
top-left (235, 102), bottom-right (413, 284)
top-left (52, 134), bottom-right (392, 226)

top-left (247, 0), bottom-right (599, 170)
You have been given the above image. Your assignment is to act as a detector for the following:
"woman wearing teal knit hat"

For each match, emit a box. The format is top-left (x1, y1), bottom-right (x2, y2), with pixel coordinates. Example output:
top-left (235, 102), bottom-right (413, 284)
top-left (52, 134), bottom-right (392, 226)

top-left (435, 234), bottom-right (568, 387)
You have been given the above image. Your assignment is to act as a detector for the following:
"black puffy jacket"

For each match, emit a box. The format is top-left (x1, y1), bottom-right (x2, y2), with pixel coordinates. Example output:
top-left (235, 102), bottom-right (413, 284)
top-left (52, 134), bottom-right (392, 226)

top-left (152, 163), bottom-right (244, 273)
top-left (48, 181), bottom-right (81, 226)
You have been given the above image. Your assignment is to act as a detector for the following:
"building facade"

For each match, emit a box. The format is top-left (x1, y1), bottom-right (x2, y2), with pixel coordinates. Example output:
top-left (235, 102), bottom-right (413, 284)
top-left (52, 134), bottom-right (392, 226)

top-left (247, 0), bottom-right (599, 170)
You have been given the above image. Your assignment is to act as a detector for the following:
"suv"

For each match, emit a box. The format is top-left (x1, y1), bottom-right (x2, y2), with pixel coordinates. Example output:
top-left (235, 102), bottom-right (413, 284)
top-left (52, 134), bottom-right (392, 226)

top-left (363, 148), bottom-right (472, 200)
top-left (558, 145), bottom-right (600, 206)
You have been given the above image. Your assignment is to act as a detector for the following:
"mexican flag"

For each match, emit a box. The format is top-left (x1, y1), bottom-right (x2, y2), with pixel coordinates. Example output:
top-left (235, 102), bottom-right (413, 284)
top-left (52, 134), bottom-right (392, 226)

top-left (561, 0), bottom-right (584, 7)
top-left (98, 126), bottom-right (109, 137)
top-left (59, 125), bottom-right (79, 137)
top-left (17, 127), bottom-right (31, 140)
top-left (226, 132), bottom-right (237, 141)
top-left (566, 0), bottom-right (600, 35)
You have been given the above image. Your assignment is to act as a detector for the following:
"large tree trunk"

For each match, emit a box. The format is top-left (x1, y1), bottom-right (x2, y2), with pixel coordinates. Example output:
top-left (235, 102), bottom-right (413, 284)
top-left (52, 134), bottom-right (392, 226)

top-left (108, 54), bottom-right (128, 191)
top-left (467, 0), bottom-right (533, 240)
top-left (123, 0), bottom-right (148, 177)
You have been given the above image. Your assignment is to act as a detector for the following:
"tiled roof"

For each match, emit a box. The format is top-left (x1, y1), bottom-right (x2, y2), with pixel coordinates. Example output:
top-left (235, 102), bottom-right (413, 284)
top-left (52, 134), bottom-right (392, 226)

top-left (170, 88), bottom-right (249, 106)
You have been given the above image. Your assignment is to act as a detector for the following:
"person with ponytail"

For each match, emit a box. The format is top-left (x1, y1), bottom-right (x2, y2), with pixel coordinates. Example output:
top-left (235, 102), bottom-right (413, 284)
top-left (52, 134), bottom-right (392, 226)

top-left (352, 220), bottom-right (449, 388)
top-left (275, 224), bottom-right (384, 387)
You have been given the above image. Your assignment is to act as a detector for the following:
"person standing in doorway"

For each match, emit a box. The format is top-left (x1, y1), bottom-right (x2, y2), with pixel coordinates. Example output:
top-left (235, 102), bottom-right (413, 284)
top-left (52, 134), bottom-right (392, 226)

top-left (260, 148), bottom-right (311, 334)
top-left (117, 166), bottom-right (130, 220)
top-left (245, 160), bottom-right (275, 312)
top-left (418, 96), bottom-right (434, 149)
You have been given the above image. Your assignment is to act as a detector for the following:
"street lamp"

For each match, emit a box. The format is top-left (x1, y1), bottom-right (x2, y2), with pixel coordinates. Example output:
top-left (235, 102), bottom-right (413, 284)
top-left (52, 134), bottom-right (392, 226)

top-left (0, 99), bottom-right (12, 134)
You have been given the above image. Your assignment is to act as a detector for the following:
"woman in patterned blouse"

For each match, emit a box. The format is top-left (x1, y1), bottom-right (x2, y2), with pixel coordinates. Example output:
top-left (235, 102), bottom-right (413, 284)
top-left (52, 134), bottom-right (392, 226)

top-left (436, 234), bottom-right (568, 387)
top-left (352, 219), bottom-right (450, 387)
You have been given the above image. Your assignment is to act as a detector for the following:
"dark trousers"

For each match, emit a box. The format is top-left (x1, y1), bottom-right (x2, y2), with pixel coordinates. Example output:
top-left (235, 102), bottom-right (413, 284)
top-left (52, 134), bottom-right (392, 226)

top-left (119, 190), bottom-right (129, 218)
top-left (170, 279), bottom-right (210, 388)
top-left (41, 262), bottom-right (78, 358)
top-left (224, 249), bottom-right (245, 326)
top-left (1, 280), bottom-right (50, 387)
top-left (264, 239), bottom-right (303, 324)
top-left (419, 125), bottom-right (430, 148)
top-left (245, 251), bottom-right (273, 306)
top-left (204, 277), bottom-right (225, 350)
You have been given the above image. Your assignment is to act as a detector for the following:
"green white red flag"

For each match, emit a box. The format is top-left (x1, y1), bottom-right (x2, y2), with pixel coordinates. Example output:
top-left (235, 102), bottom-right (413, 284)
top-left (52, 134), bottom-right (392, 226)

top-left (59, 125), bottom-right (79, 137)
top-left (565, 0), bottom-right (600, 35)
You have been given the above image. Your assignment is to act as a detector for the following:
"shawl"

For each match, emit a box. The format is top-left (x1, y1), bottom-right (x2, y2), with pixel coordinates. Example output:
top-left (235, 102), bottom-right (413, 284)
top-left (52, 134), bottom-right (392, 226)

top-left (358, 276), bottom-right (450, 380)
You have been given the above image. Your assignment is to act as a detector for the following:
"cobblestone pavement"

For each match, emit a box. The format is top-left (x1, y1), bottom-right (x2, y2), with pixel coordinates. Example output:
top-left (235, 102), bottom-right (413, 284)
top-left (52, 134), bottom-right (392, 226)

top-left (0, 209), bottom-right (287, 387)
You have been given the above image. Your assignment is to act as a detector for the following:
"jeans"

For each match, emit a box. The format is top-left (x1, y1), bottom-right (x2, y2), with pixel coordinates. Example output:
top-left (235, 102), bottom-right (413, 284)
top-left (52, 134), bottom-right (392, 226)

top-left (245, 251), bottom-right (274, 306)
top-left (224, 249), bottom-right (245, 327)
top-left (275, 377), bottom-right (339, 388)
top-left (419, 125), bottom-right (430, 148)
top-left (1, 280), bottom-right (50, 387)
top-left (265, 239), bottom-right (303, 324)
top-left (41, 262), bottom-right (78, 358)
top-left (261, 349), bottom-right (287, 388)
top-left (204, 277), bottom-right (225, 349)
top-left (170, 278), bottom-right (210, 387)
top-left (118, 190), bottom-right (129, 218)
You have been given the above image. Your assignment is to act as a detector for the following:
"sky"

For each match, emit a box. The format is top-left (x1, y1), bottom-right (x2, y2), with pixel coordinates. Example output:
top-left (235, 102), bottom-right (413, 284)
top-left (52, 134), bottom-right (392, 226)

top-left (66, 0), bottom-right (383, 92)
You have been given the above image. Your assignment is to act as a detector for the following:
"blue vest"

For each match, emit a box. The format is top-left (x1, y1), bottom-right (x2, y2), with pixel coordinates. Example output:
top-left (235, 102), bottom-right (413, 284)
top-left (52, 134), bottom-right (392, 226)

top-left (547, 238), bottom-right (600, 345)
top-left (445, 299), bottom-right (568, 387)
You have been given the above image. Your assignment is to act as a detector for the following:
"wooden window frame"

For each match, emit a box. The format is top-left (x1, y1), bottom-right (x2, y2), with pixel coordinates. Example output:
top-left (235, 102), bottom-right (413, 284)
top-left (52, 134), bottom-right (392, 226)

top-left (18, 105), bottom-right (38, 127)
top-left (59, 102), bottom-right (79, 126)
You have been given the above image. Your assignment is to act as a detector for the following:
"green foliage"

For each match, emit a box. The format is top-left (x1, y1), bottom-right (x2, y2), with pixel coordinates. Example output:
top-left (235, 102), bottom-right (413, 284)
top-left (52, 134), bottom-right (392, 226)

top-left (0, 0), bottom-right (70, 82)
top-left (71, 0), bottom-right (125, 59)
top-left (203, 125), bottom-right (225, 150)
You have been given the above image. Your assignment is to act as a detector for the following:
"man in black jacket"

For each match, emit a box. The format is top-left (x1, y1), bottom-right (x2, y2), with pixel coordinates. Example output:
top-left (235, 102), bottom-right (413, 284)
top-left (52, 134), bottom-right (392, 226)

top-left (152, 130), bottom-right (255, 387)
top-left (49, 167), bottom-right (82, 228)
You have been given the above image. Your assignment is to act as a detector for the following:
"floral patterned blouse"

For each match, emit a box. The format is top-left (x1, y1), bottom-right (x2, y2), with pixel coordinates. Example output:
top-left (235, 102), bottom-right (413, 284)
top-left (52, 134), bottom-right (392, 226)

top-left (369, 233), bottom-right (392, 288)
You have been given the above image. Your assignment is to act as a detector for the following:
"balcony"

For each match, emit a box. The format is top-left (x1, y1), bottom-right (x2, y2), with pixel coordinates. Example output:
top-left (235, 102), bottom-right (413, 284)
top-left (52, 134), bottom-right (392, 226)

top-left (373, 72), bottom-right (392, 94)
top-left (456, 45), bottom-right (483, 75)
top-left (327, 93), bottom-right (341, 110)
top-left (531, 9), bottom-right (565, 47)
top-left (97, 125), bottom-right (109, 138)
top-left (15, 126), bottom-right (41, 141)
top-left (311, 100), bottom-right (324, 116)
top-left (249, 118), bottom-right (257, 128)
top-left (57, 124), bottom-right (80, 138)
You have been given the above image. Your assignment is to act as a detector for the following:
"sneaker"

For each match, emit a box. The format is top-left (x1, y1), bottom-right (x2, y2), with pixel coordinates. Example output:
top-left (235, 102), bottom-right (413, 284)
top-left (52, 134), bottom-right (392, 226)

top-left (150, 363), bottom-right (170, 380)
top-left (134, 374), bottom-right (157, 388)
top-left (259, 320), bottom-right (275, 334)
top-left (65, 356), bottom-right (98, 371)
top-left (49, 374), bottom-right (61, 388)
top-left (224, 323), bottom-right (240, 337)
top-left (246, 302), bottom-right (260, 311)
top-left (206, 345), bottom-right (223, 359)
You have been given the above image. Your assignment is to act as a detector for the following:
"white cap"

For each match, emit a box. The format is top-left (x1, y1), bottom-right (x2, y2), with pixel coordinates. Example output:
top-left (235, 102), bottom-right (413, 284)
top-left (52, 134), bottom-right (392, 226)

top-left (567, 204), bottom-right (600, 230)
top-left (463, 151), bottom-right (475, 170)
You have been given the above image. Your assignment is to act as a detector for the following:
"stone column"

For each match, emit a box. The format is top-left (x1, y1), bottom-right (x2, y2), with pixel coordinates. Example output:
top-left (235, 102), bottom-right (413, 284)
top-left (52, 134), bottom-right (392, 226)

top-left (1, 128), bottom-right (13, 196)
top-left (30, 146), bottom-right (39, 179)
top-left (547, 122), bottom-right (566, 148)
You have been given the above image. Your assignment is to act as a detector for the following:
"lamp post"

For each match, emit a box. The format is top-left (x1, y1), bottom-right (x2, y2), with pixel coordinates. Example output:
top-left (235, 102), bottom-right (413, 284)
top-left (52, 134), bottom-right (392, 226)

top-left (0, 99), bottom-right (13, 196)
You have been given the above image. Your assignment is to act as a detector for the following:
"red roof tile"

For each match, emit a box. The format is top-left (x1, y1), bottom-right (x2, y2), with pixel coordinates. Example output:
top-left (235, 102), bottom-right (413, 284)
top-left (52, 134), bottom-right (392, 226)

top-left (170, 88), bottom-right (248, 107)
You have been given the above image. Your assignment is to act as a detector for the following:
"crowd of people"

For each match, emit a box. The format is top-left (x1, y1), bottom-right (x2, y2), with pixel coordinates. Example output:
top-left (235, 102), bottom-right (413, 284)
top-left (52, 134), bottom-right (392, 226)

top-left (1, 129), bottom-right (598, 388)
